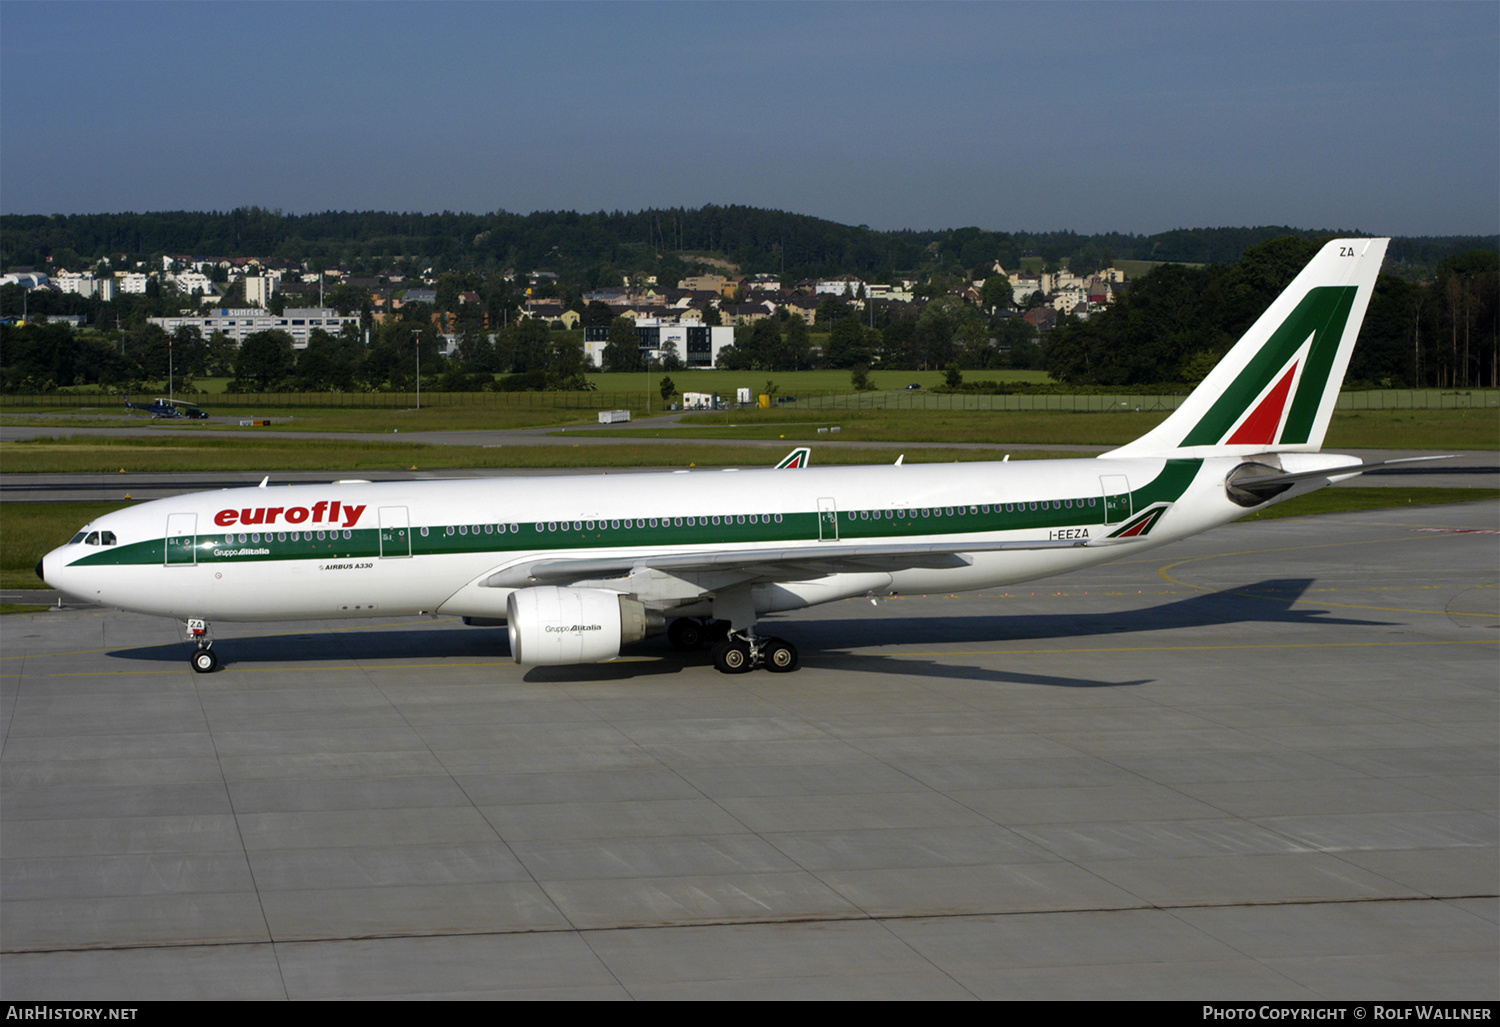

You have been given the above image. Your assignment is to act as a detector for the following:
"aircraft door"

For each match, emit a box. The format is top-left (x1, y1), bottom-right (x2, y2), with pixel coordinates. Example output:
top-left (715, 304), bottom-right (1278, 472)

top-left (1099, 475), bottom-right (1132, 524)
top-left (379, 506), bottom-right (411, 558)
top-left (165, 513), bottom-right (197, 566)
top-left (817, 497), bottom-right (838, 541)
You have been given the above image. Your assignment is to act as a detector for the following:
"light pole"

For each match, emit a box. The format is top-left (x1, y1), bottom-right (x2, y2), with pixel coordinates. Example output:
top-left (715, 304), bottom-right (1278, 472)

top-left (411, 330), bottom-right (421, 410)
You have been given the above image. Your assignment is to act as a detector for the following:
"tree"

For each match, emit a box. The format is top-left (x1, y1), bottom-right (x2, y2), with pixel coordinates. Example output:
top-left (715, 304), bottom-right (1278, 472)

top-left (740, 319), bottom-right (784, 370)
top-left (506, 318), bottom-right (552, 373)
top-left (815, 295), bottom-right (852, 328)
top-left (547, 332), bottom-right (588, 387)
top-left (171, 325), bottom-right (209, 376)
top-left (295, 328), bottom-right (360, 391)
top-left (659, 375), bottom-right (676, 404)
top-left (914, 296), bottom-right (975, 369)
top-left (780, 315), bottom-right (812, 370)
top-left (326, 282), bottom-right (371, 317)
top-left (822, 315), bottom-right (869, 368)
top-left (454, 330), bottom-right (498, 373)
top-left (980, 276), bottom-right (1014, 312)
top-left (232, 330), bottom-right (295, 391)
top-left (204, 331), bottom-right (239, 377)
top-left (602, 317), bottom-right (642, 372)
top-left (583, 300), bottom-right (614, 328)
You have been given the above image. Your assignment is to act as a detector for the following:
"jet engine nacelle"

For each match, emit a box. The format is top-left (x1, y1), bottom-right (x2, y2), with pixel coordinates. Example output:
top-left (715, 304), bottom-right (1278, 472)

top-left (506, 586), bottom-right (661, 665)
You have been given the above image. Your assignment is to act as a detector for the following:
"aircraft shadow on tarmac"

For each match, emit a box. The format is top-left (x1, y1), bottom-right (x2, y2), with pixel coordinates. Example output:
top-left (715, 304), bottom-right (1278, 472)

top-left (778, 578), bottom-right (1390, 688)
top-left (104, 578), bottom-right (1386, 688)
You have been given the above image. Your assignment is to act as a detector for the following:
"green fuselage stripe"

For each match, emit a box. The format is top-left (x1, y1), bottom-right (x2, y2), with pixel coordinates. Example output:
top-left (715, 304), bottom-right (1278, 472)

top-left (70, 461), bottom-right (1203, 569)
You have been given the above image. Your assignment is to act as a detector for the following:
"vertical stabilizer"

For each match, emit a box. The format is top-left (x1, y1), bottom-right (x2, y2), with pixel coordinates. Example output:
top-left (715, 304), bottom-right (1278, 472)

top-left (1105, 238), bottom-right (1388, 459)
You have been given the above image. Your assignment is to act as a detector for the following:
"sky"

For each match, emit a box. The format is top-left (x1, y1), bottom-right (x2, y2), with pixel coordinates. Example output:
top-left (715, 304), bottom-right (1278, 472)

top-left (1, 1), bottom-right (1496, 238)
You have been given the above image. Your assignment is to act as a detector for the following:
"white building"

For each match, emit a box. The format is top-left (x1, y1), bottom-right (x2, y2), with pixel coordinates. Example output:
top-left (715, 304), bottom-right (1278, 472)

top-left (864, 283), bottom-right (912, 303)
top-left (55, 271), bottom-right (99, 297)
top-left (583, 318), bottom-right (734, 369)
top-left (245, 276), bottom-right (277, 308)
top-left (1051, 289), bottom-right (1086, 315)
top-left (167, 271), bottom-right (214, 296)
top-left (149, 307), bottom-right (358, 348)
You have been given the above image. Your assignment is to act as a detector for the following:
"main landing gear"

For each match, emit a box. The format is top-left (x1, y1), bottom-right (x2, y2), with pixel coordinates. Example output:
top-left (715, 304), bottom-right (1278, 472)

top-left (184, 618), bottom-right (217, 673)
top-left (668, 618), bottom-right (798, 674)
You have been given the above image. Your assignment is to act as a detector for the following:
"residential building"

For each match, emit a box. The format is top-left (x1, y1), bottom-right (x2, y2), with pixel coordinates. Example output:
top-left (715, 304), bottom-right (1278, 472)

top-left (55, 271), bottom-right (99, 297)
top-left (244, 276), bottom-right (277, 308)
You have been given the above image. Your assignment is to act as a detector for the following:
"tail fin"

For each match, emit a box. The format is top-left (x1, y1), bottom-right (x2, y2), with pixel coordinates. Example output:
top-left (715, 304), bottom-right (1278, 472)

top-left (1105, 238), bottom-right (1388, 459)
top-left (775, 447), bottom-right (811, 469)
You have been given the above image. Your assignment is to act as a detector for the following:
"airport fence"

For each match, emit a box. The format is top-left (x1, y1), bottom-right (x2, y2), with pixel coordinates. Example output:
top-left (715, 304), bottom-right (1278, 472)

top-left (779, 388), bottom-right (1499, 413)
top-left (0, 390), bottom-right (658, 411)
top-left (2, 387), bottom-right (1495, 413)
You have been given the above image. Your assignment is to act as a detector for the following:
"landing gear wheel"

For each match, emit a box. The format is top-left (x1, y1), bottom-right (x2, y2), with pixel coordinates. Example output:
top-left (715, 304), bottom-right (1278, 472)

top-left (667, 618), bottom-right (706, 651)
top-left (712, 638), bottom-right (753, 674)
top-left (191, 647), bottom-right (218, 674)
top-left (763, 638), bottom-right (799, 673)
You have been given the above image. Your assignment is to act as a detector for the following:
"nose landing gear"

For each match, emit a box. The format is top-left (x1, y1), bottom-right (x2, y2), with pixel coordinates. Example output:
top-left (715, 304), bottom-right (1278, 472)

top-left (184, 618), bottom-right (217, 673)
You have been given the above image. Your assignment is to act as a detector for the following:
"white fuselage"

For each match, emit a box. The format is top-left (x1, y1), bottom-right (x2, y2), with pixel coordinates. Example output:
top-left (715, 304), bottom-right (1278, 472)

top-left (41, 454), bottom-right (1277, 624)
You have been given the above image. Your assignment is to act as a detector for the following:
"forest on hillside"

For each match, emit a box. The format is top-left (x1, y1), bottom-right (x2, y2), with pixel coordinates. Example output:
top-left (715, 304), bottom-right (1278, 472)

top-left (3, 207), bottom-right (1490, 284)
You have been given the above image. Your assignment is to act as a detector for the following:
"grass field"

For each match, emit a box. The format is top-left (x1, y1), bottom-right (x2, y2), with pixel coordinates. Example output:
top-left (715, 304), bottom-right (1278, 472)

top-left (0, 404), bottom-right (607, 433)
top-left (2, 406), bottom-right (1494, 475)
top-left (31, 368), bottom-right (1051, 399)
top-left (0, 435), bottom-right (1049, 474)
top-left (6, 488), bottom-right (1493, 595)
top-left (4, 500), bottom-right (134, 592)
top-left (642, 407), bottom-right (1499, 450)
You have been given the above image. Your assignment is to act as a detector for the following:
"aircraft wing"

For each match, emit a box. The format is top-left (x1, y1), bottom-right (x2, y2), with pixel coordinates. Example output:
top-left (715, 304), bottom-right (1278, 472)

top-left (483, 536), bottom-right (1134, 590)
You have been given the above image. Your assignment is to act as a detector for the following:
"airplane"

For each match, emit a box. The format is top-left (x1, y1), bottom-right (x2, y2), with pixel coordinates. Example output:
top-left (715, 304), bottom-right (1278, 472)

top-left (41, 238), bottom-right (1406, 676)
top-left (776, 447), bottom-right (811, 469)
top-left (125, 397), bottom-right (210, 420)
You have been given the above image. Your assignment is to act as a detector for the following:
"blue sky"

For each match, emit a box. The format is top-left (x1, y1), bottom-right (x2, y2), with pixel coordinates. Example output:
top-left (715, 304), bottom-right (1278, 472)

top-left (2, 1), bottom-right (1495, 237)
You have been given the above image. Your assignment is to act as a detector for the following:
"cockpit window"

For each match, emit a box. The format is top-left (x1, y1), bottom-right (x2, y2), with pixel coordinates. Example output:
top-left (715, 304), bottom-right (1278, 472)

top-left (70, 532), bottom-right (87, 544)
top-left (85, 532), bottom-right (100, 545)
top-left (100, 531), bottom-right (117, 546)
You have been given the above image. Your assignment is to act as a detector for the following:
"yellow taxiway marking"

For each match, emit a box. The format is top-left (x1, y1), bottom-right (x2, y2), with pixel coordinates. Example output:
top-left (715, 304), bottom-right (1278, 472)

top-left (35, 662), bottom-right (516, 677)
top-left (1156, 534), bottom-right (1499, 617)
top-left (0, 617), bottom-right (462, 661)
top-left (875, 639), bottom-right (1495, 658)
top-left (13, 639), bottom-right (1492, 678)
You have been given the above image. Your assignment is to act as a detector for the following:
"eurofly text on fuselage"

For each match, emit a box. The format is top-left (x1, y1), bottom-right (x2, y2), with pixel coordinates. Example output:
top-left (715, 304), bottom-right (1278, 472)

top-left (40, 239), bottom-right (1401, 674)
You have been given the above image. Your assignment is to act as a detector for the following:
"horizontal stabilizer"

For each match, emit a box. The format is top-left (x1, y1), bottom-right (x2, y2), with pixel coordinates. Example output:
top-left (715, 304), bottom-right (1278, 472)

top-left (1225, 454), bottom-right (1457, 505)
